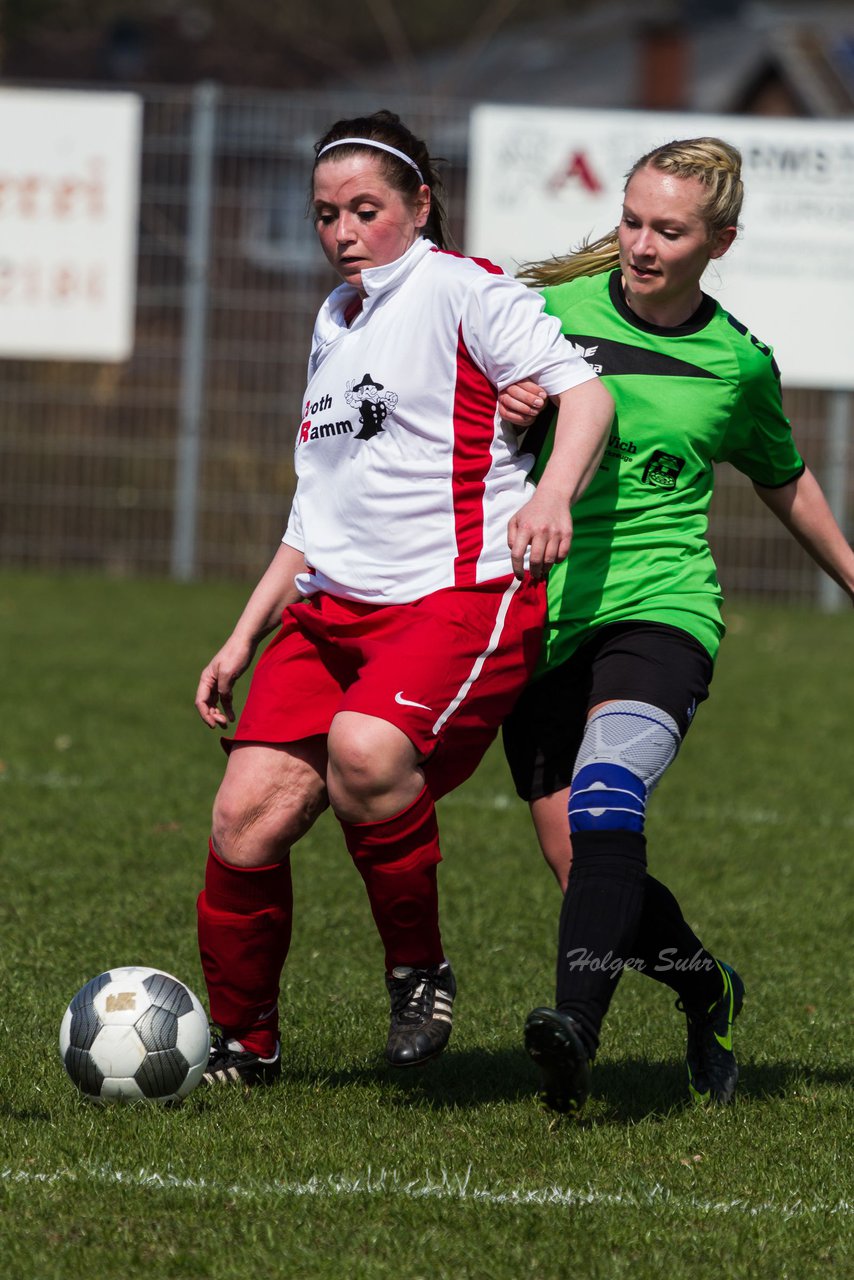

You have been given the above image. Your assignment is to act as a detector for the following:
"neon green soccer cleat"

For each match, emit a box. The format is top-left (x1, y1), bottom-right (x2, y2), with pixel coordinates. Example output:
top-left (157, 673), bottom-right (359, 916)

top-left (679, 960), bottom-right (744, 1105)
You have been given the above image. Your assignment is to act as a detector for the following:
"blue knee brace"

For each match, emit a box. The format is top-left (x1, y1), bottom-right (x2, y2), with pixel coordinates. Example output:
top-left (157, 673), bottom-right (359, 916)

top-left (569, 761), bottom-right (647, 832)
top-left (568, 701), bottom-right (680, 834)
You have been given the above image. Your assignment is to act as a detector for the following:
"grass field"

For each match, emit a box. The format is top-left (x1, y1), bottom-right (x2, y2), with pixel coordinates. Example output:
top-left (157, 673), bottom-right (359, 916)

top-left (1, 571), bottom-right (851, 1280)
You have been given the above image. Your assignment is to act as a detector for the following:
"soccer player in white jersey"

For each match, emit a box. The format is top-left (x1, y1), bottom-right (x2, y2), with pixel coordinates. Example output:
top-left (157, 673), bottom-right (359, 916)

top-left (193, 110), bottom-right (614, 1086)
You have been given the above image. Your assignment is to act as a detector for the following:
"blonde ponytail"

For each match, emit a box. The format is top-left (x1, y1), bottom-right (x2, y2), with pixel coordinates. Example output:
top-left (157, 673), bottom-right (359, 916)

top-left (517, 228), bottom-right (621, 288)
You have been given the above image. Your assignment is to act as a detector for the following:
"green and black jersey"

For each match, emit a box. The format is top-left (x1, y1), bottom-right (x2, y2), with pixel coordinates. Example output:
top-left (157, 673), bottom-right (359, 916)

top-left (528, 269), bottom-right (804, 669)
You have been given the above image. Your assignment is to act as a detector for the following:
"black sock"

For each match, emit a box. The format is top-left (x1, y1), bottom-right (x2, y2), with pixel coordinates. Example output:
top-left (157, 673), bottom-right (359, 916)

top-left (632, 875), bottom-right (723, 1008)
top-left (555, 829), bottom-right (647, 1059)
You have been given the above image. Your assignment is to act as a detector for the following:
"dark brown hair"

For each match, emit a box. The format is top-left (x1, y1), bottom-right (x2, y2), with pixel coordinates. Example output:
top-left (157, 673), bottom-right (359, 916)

top-left (312, 109), bottom-right (450, 250)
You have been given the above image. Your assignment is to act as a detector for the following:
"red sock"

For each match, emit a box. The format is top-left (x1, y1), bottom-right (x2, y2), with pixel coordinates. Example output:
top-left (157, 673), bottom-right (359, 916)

top-left (339, 787), bottom-right (444, 972)
top-left (196, 840), bottom-right (292, 1057)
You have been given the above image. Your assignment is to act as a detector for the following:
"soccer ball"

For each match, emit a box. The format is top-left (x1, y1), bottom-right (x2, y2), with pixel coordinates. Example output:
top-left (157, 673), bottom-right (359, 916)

top-left (59, 966), bottom-right (210, 1104)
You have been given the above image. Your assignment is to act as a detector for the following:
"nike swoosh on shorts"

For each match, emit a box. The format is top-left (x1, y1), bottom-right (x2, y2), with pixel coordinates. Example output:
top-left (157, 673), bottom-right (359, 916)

top-left (394, 691), bottom-right (433, 710)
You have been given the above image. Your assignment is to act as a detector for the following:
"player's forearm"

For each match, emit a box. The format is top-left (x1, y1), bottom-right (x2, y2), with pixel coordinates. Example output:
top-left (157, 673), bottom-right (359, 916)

top-left (754, 467), bottom-right (854, 600)
top-left (536, 380), bottom-right (614, 506)
top-left (230, 541), bottom-right (307, 644)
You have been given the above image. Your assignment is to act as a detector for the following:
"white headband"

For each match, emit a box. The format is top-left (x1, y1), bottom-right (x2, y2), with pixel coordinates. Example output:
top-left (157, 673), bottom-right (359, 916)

top-left (316, 137), bottom-right (425, 184)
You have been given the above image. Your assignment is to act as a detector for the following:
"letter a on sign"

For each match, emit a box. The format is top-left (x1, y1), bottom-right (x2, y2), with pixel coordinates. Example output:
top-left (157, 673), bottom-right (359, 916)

top-left (548, 151), bottom-right (603, 193)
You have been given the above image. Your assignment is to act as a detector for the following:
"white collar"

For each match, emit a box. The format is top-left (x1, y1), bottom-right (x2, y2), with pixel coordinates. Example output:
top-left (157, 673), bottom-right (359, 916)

top-left (360, 236), bottom-right (433, 298)
top-left (316, 238), bottom-right (434, 349)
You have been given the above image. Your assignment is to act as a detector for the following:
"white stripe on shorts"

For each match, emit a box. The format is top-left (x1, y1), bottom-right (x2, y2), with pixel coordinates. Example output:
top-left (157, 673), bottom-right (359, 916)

top-left (431, 577), bottom-right (522, 736)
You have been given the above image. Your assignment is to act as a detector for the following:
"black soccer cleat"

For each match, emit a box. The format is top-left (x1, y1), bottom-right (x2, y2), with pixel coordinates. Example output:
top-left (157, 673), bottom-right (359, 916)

top-left (524, 1007), bottom-right (592, 1116)
top-left (202, 1034), bottom-right (282, 1087)
top-left (385, 961), bottom-right (456, 1067)
top-left (678, 960), bottom-right (745, 1106)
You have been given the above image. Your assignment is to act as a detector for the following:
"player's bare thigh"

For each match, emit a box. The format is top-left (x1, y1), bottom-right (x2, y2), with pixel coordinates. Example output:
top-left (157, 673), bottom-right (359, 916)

top-left (212, 737), bottom-right (329, 867)
top-left (529, 701), bottom-right (616, 892)
top-left (531, 789), bottom-right (573, 891)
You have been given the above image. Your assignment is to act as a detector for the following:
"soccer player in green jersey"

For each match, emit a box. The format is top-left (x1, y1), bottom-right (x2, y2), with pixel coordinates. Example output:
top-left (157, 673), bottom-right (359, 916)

top-left (499, 137), bottom-right (854, 1117)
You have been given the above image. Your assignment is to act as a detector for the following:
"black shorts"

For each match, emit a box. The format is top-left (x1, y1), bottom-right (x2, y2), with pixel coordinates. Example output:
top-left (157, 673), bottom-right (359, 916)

top-left (502, 622), bottom-right (714, 802)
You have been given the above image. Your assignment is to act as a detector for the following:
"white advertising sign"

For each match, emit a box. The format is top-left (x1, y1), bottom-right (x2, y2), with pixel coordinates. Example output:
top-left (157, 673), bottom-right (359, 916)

top-left (0, 88), bottom-right (142, 361)
top-left (468, 106), bottom-right (854, 389)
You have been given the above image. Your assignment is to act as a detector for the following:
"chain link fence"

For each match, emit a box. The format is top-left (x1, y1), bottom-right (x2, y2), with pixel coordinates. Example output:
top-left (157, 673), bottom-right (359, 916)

top-left (0, 84), bottom-right (850, 607)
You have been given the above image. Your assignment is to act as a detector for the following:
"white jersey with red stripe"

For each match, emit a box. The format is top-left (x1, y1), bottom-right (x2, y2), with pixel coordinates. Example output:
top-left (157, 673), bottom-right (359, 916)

top-left (284, 236), bottom-right (596, 604)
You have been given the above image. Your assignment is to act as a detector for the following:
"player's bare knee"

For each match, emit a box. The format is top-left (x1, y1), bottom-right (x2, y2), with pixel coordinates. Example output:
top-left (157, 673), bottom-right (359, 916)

top-left (328, 716), bottom-right (410, 803)
top-left (210, 788), bottom-right (271, 865)
top-left (211, 740), bottom-right (328, 863)
top-left (211, 779), bottom-right (321, 866)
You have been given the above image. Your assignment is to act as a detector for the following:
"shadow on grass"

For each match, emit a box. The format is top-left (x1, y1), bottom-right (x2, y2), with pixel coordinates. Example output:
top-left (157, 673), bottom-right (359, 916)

top-left (0, 1105), bottom-right (56, 1123)
top-left (736, 1061), bottom-right (853, 1100)
top-left (282, 1053), bottom-right (854, 1123)
top-left (285, 1050), bottom-right (686, 1119)
top-left (281, 1046), bottom-right (533, 1106)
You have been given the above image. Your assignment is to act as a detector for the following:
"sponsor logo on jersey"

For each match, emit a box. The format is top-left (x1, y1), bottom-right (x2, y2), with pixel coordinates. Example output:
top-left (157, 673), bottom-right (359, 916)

top-left (605, 432), bottom-right (637, 459)
top-left (305, 394), bottom-right (332, 416)
top-left (645, 450), bottom-right (686, 488)
top-left (344, 372), bottom-right (399, 441)
top-left (299, 391), bottom-right (354, 443)
top-left (298, 416), bottom-right (354, 444)
top-left (579, 344), bottom-right (603, 373)
top-left (564, 332), bottom-right (722, 381)
top-left (297, 375), bottom-right (401, 446)
top-left (642, 450), bottom-right (686, 489)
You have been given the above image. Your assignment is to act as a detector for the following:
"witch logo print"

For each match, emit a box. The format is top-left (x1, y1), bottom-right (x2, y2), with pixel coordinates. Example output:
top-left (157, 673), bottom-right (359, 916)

top-left (344, 373), bottom-right (399, 441)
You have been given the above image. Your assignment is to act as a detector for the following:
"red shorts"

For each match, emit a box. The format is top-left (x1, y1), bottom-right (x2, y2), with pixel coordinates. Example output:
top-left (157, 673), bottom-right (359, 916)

top-left (231, 575), bottom-right (545, 799)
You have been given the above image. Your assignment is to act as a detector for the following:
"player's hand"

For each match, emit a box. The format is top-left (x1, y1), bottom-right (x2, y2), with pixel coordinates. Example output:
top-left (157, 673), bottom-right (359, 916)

top-left (498, 379), bottom-right (547, 429)
top-left (507, 485), bottom-right (573, 581)
top-left (194, 637), bottom-right (255, 728)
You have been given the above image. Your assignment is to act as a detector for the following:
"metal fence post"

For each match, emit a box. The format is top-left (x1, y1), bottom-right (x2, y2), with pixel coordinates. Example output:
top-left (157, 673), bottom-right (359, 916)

top-left (819, 390), bottom-right (851, 613)
top-left (171, 81), bottom-right (218, 581)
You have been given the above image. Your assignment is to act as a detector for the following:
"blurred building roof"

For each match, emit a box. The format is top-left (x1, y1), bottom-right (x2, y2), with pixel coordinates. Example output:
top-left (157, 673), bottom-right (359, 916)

top-left (4, 1), bottom-right (852, 118)
top-left (363, 1), bottom-right (854, 118)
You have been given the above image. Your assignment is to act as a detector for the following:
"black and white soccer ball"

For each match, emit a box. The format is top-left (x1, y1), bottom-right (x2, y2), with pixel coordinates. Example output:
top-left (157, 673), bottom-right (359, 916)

top-left (59, 966), bottom-right (210, 1104)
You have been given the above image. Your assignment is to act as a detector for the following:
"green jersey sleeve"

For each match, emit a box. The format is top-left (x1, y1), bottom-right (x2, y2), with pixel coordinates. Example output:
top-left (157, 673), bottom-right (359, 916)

top-left (714, 318), bottom-right (805, 488)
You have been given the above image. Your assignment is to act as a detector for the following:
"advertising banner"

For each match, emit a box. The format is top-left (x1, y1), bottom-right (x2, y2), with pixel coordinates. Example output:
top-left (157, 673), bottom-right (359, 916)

top-left (0, 88), bottom-right (142, 361)
top-left (468, 106), bottom-right (854, 389)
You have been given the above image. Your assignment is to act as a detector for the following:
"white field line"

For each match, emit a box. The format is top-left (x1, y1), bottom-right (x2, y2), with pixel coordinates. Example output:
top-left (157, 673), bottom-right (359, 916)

top-left (1, 1163), bottom-right (850, 1220)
